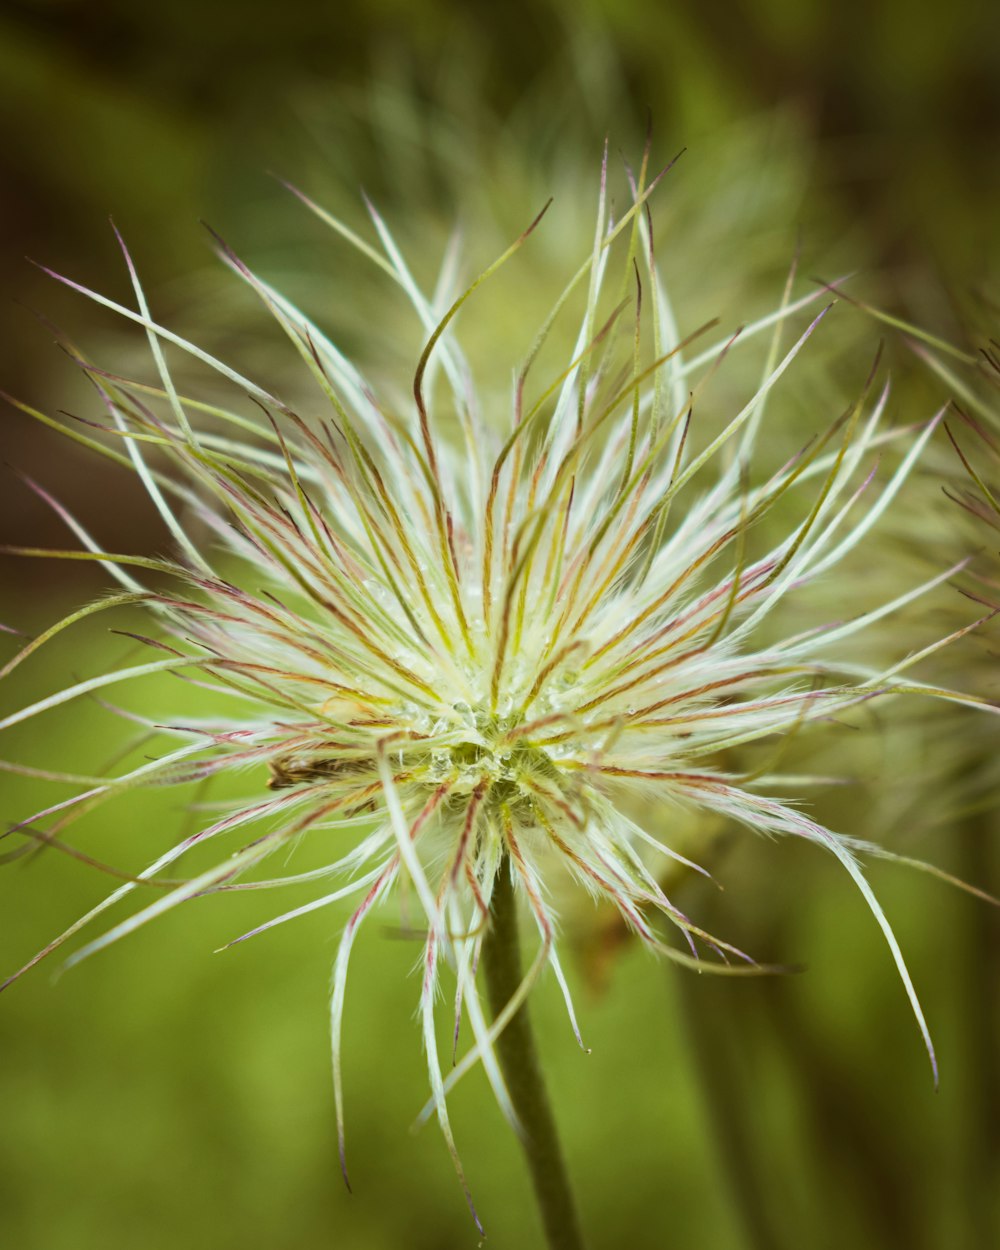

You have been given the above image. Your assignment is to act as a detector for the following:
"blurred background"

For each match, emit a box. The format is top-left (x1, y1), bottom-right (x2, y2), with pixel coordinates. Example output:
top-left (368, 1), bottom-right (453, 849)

top-left (2, 2), bottom-right (999, 1248)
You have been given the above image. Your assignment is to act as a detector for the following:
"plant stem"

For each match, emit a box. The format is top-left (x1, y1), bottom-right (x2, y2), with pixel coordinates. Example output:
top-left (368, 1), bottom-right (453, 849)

top-left (674, 972), bottom-right (780, 1250)
top-left (958, 805), bottom-right (1000, 1246)
top-left (481, 858), bottom-right (586, 1250)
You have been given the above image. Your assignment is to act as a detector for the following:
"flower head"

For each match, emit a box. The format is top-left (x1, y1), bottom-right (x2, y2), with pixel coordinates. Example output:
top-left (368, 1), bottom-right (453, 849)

top-left (2, 146), bottom-right (974, 1206)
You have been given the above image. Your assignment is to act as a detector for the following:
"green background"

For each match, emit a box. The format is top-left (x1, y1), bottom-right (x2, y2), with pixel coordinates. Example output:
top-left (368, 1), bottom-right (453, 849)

top-left (2, 4), bottom-right (999, 1248)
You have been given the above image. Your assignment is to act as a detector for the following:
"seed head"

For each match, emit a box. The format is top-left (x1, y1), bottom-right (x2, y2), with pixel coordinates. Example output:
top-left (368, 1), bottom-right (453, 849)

top-left (2, 146), bottom-right (982, 1209)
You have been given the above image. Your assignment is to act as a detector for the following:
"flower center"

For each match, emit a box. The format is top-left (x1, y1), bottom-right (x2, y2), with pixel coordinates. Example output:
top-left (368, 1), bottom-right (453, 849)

top-left (427, 707), bottom-right (560, 811)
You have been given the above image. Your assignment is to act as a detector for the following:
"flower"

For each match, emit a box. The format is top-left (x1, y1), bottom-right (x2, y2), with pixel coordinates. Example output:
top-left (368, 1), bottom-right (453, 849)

top-left (1, 145), bottom-right (978, 1211)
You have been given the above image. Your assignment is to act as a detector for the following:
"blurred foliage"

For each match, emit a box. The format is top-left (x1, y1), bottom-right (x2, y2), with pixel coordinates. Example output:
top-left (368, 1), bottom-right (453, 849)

top-left (2, 2), bottom-right (1000, 1248)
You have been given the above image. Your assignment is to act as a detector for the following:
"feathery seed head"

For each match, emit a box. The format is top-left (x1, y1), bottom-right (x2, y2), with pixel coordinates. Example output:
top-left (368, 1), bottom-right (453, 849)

top-left (3, 145), bottom-right (980, 1209)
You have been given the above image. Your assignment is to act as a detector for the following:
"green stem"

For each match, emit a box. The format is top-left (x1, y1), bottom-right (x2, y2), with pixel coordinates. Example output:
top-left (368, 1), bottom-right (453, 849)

top-left (957, 804), bottom-right (1000, 1247)
top-left (674, 972), bottom-right (780, 1250)
top-left (481, 858), bottom-right (587, 1250)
